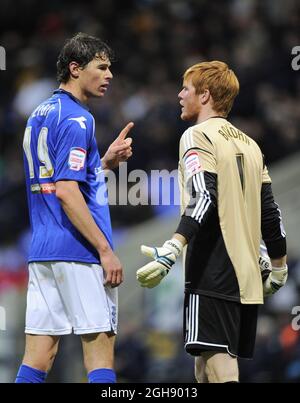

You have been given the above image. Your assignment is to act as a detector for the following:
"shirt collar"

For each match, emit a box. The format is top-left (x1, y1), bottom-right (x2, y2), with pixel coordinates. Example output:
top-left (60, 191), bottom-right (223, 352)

top-left (53, 88), bottom-right (90, 111)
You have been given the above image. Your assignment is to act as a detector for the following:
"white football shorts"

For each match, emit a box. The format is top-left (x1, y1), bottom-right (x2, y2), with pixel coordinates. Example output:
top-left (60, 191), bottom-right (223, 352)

top-left (25, 261), bottom-right (118, 335)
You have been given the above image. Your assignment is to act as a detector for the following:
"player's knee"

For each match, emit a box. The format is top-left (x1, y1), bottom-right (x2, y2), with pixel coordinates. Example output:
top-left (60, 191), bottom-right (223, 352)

top-left (24, 343), bottom-right (59, 373)
top-left (46, 346), bottom-right (59, 372)
top-left (205, 361), bottom-right (238, 383)
top-left (206, 367), bottom-right (239, 383)
top-left (82, 332), bottom-right (115, 373)
top-left (204, 352), bottom-right (239, 383)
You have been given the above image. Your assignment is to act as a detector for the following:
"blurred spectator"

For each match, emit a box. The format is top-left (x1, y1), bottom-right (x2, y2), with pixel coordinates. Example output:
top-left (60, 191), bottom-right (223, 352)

top-left (1, 0), bottom-right (300, 212)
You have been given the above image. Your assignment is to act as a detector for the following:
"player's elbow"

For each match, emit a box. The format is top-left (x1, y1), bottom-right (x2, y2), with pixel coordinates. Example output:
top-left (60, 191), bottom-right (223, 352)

top-left (55, 187), bottom-right (67, 202)
top-left (55, 180), bottom-right (79, 202)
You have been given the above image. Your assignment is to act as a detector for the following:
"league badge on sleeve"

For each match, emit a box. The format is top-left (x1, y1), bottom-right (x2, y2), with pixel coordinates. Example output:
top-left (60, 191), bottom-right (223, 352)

top-left (68, 147), bottom-right (87, 171)
top-left (184, 150), bottom-right (202, 178)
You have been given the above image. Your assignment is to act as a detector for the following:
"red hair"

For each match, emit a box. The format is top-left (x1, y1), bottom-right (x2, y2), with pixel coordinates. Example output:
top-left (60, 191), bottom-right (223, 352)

top-left (184, 61), bottom-right (239, 117)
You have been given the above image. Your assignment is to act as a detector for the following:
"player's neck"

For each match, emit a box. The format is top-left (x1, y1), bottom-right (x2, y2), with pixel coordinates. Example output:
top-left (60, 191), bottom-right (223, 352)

top-left (59, 83), bottom-right (88, 104)
top-left (196, 109), bottom-right (223, 124)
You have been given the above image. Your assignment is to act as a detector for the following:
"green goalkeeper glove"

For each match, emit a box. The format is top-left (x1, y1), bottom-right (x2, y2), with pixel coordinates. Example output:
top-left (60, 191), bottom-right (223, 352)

top-left (136, 239), bottom-right (183, 288)
top-left (259, 254), bottom-right (288, 297)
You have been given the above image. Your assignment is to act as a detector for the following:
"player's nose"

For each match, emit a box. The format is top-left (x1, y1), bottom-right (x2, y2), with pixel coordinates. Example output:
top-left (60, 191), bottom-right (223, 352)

top-left (106, 69), bottom-right (113, 80)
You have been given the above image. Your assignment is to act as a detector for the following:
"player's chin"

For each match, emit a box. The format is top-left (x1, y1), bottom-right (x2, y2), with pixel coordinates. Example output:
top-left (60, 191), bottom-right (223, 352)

top-left (92, 88), bottom-right (107, 98)
top-left (180, 111), bottom-right (190, 121)
top-left (96, 90), bottom-right (106, 98)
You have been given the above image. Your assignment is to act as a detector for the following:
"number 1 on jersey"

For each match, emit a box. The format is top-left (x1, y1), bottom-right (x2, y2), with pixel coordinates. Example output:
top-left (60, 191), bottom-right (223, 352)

top-left (236, 153), bottom-right (244, 193)
top-left (23, 127), bottom-right (34, 178)
top-left (23, 126), bottom-right (54, 179)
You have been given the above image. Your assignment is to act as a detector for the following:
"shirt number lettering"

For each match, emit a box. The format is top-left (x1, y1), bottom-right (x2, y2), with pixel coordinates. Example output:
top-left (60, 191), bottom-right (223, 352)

top-left (236, 153), bottom-right (244, 193)
top-left (23, 126), bottom-right (54, 179)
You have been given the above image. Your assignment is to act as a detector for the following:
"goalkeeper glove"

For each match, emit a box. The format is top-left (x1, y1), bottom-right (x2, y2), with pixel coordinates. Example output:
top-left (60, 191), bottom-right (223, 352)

top-left (259, 254), bottom-right (288, 297)
top-left (136, 239), bottom-right (183, 288)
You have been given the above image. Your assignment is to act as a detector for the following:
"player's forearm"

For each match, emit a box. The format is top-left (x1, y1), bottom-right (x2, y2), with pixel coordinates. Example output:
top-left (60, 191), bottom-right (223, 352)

top-left (261, 183), bottom-right (287, 258)
top-left (56, 181), bottom-right (111, 254)
top-left (176, 171), bottom-right (217, 242)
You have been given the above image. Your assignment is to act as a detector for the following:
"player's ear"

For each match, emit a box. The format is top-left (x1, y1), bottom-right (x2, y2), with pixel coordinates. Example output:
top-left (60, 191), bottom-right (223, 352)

top-left (200, 88), bottom-right (210, 105)
top-left (69, 61), bottom-right (81, 79)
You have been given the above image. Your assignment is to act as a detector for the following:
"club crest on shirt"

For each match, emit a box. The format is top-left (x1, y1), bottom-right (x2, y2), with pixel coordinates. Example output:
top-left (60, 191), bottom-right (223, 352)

top-left (184, 150), bottom-right (202, 178)
top-left (68, 147), bottom-right (86, 171)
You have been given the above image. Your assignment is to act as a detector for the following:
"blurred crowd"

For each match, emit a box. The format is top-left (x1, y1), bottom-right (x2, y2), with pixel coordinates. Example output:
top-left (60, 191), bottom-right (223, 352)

top-left (1, 0), bottom-right (300, 204)
top-left (0, 0), bottom-right (300, 382)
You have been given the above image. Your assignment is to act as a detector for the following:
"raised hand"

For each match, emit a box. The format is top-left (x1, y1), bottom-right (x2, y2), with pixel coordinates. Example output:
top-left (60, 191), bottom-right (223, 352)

top-left (102, 122), bottom-right (134, 170)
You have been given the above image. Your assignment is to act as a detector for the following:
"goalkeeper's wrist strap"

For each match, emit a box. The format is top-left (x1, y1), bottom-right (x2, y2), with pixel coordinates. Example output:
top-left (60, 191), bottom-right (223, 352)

top-left (164, 239), bottom-right (183, 256)
top-left (272, 264), bottom-right (288, 272)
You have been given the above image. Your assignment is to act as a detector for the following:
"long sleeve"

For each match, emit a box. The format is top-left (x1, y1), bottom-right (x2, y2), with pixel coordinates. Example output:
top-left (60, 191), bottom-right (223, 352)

top-left (176, 171), bottom-right (217, 242)
top-left (261, 182), bottom-right (287, 258)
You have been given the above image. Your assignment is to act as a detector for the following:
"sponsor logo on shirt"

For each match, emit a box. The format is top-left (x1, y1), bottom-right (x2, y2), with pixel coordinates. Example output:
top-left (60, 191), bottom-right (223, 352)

top-left (41, 183), bottom-right (56, 194)
top-left (31, 183), bottom-right (41, 194)
top-left (30, 183), bottom-right (56, 194)
top-left (184, 150), bottom-right (202, 177)
top-left (68, 147), bottom-right (87, 171)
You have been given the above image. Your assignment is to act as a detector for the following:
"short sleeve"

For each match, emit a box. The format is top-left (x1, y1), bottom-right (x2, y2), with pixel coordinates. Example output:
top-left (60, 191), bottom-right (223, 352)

top-left (53, 119), bottom-right (91, 183)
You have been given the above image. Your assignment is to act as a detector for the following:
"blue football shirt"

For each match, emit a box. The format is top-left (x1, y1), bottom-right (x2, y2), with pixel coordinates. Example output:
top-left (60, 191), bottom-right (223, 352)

top-left (23, 89), bottom-right (113, 264)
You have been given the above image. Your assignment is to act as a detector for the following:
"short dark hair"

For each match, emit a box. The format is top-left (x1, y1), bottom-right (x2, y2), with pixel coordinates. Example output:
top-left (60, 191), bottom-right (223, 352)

top-left (56, 32), bottom-right (114, 83)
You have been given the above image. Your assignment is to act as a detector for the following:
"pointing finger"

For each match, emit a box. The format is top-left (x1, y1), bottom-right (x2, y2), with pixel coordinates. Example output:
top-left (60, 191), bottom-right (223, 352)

top-left (117, 122), bottom-right (134, 141)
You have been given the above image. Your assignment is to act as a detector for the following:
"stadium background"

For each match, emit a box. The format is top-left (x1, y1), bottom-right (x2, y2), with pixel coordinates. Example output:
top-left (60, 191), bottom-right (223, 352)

top-left (0, 0), bottom-right (300, 382)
